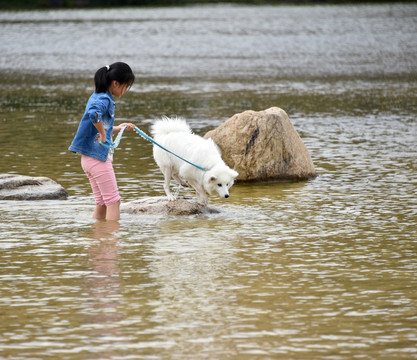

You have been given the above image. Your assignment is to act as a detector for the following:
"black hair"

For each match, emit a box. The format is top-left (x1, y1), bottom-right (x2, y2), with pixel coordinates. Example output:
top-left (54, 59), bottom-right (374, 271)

top-left (94, 62), bottom-right (135, 93)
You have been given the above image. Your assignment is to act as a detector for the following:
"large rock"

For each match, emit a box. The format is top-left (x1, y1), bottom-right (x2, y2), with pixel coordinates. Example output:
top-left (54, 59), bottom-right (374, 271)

top-left (0, 174), bottom-right (68, 200)
top-left (121, 197), bottom-right (220, 216)
top-left (204, 107), bottom-right (316, 181)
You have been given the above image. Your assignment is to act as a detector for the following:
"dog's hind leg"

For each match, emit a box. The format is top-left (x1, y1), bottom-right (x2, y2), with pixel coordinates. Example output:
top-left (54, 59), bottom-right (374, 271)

top-left (162, 168), bottom-right (176, 201)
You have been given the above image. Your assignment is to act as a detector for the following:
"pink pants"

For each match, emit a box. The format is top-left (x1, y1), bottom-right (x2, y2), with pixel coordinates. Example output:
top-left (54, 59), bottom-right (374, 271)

top-left (81, 155), bottom-right (121, 206)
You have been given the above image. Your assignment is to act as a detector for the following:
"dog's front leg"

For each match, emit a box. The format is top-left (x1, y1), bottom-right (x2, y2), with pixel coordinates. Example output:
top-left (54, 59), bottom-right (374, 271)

top-left (172, 173), bottom-right (189, 187)
top-left (188, 179), bottom-right (208, 205)
top-left (196, 192), bottom-right (208, 206)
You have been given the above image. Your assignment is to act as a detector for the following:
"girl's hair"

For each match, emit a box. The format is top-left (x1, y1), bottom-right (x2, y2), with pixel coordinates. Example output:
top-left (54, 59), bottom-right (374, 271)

top-left (94, 62), bottom-right (135, 93)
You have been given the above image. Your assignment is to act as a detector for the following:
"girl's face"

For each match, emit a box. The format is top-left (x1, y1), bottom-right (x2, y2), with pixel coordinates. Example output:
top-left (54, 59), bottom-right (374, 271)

top-left (109, 81), bottom-right (129, 98)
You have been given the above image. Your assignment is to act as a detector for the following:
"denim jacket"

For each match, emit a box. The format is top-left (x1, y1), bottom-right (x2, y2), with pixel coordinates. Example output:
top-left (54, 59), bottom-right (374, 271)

top-left (69, 90), bottom-right (115, 162)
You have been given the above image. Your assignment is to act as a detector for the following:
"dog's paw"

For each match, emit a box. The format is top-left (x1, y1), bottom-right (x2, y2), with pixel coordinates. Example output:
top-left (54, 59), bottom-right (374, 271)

top-left (175, 178), bottom-right (189, 187)
top-left (167, 195), bottom-right (177, 201)
top-left (196, 197), bottom-right (209, 206)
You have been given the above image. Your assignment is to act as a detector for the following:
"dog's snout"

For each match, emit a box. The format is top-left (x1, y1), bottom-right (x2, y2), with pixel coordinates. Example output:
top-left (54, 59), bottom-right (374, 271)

top-left (225, 194), bottom-right (229, 198)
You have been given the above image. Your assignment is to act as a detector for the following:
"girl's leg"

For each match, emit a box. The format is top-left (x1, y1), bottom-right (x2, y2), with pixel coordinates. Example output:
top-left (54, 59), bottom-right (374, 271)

top-left (82, 159), bottom-right (106, 219)
top-left (82, 156), bottom-right (121, 221)
top-left (93, 202), bottom-right (119, 221)
top-left (96, 158), bottom-right (121, 221)
top-left (93, 204), bottom-right (107, 219)
top-left (105, 201), bottom-right (120, 221)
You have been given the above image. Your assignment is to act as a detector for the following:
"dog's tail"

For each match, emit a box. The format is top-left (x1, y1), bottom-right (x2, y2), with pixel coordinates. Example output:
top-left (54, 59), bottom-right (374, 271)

top-left (151, 116), bottom-right (192, 137)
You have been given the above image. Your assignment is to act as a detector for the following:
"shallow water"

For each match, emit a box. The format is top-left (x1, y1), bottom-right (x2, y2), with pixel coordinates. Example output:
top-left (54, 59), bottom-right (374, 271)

top-left (1, 4), bottom-right (417, 359)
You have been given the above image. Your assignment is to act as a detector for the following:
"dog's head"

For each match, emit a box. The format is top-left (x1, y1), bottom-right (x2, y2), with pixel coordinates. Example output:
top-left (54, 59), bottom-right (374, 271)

top-left (204, 165), bottom-right (239, 199)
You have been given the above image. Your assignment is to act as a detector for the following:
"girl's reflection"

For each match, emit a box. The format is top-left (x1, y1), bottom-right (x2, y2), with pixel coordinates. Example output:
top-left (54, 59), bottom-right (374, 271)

top-left (85, 220), bottom-right (123, 330)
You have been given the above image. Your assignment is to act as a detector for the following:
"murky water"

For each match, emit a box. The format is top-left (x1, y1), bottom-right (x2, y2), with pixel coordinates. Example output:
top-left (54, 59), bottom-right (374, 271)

top-left (1, 4), bottom-right (417, 359)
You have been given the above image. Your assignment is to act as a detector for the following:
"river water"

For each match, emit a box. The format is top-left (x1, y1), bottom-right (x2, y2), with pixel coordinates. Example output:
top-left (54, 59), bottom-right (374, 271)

top-left (1, 4), bottom-right (417, 359)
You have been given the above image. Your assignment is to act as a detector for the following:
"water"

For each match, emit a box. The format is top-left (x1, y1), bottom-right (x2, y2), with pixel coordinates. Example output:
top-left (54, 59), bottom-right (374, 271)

top-left (1, 4), bottom-right (417, 359)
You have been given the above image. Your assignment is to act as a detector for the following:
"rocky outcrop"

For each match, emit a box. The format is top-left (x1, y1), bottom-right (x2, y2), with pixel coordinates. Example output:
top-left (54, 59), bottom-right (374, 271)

top-left (121, 197), bottom-right (220, 216)
top-left (204, 107), bottom-right (316, 181)
top-left (0, 174), bottom-right (68, 200)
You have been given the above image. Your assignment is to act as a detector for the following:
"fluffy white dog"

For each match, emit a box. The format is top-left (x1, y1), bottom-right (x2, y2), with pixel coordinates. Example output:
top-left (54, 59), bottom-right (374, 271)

top-left (151, 117), bottom-right (238, 205)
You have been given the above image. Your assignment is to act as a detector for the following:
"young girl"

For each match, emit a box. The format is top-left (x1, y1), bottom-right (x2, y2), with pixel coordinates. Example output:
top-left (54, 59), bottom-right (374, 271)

top-left (69, 62), bottom-right (135, 221)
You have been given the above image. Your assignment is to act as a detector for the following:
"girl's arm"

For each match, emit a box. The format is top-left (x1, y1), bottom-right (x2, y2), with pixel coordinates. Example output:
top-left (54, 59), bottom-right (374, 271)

top-left (114, 123), bottom-right (135, 132)
top-left (94, 121), bottom-right (107, 143)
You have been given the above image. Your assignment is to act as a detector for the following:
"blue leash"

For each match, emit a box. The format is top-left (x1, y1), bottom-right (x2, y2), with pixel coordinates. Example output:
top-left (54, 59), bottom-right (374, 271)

top-left (99, 125), bottom-right (127, 150)
top-left (100, 125), bottom-right (206, 172)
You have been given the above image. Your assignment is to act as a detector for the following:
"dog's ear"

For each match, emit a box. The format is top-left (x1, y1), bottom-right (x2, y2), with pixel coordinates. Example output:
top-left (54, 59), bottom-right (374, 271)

top-left (230, 169), bottom-right (239, 179)
top-left (209, 175), bottom-right (217, 182)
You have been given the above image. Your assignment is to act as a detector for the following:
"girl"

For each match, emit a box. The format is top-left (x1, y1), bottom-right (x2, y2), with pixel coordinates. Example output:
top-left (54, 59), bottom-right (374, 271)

top-left (69, 62), bottom-right (135, 221)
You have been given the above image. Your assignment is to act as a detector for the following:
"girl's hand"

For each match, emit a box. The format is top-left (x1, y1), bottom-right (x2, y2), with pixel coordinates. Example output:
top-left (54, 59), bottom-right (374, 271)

top-left (93, 121), bottom-right (107, 143)
top-left (118, 123), bottom-right (135, 131)
top-left (97, 132), bottom-right (107, 143)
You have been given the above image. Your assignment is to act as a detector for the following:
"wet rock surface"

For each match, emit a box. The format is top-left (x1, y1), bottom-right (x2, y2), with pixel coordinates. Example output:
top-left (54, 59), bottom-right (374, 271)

top-left (0, 174), bottom-right (68, 200)
top-left (121, 196), bottom-right (220, 216)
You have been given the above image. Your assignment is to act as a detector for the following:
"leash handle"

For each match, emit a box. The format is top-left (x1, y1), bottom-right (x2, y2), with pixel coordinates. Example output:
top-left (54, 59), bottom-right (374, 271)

top-left (99, 125), bottom-right (128, 150)
top-left (99, 139), bottom-right (115, 149)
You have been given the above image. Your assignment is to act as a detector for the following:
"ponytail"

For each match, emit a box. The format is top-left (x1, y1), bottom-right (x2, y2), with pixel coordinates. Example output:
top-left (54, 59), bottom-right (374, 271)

top-left (94, 62), bottom-right (135, 93)
top-left (94, 66), bottom-right (109, 93)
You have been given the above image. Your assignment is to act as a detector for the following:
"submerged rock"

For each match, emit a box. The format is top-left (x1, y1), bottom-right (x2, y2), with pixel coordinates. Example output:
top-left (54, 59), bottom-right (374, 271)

top-left (0, 174), bottom-right (68, 200)
top-left (204, 107), bottom-right (317, 181)
top-left (121, 196), bottom-right (220, 216)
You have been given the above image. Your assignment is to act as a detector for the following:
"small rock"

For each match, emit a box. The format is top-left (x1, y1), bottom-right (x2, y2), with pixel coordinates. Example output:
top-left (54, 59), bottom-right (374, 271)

top-left (0, 174), bottom-right (68, 200)
top-left (121, 196), bottom-right (220, 216)
top-left (204, 107), bottom-right (317, 181)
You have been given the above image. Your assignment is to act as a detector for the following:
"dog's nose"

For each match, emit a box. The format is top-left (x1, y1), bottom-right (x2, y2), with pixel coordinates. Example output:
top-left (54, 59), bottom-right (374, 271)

top-left (225, 194), bottom-right (229, 198)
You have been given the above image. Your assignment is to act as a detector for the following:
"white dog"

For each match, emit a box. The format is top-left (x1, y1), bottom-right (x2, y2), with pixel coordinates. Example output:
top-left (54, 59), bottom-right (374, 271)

top-left (151, 117), bottom-right (238, 205)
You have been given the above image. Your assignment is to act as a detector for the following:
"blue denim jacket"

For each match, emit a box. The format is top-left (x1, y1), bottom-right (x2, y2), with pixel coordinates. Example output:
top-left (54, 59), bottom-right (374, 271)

top-left (69, 90), bottom-right (115, 162)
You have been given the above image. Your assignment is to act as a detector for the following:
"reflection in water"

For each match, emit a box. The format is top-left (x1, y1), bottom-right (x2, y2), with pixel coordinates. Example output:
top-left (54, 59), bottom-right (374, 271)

top-left (83, 221), bottom-right (123, 357)
top-left (148, 218), bottom-right (238, 354)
